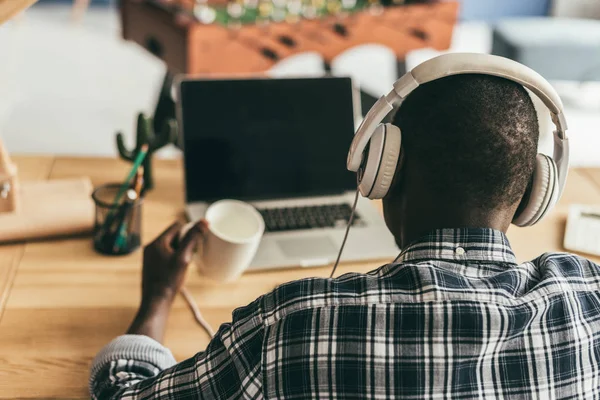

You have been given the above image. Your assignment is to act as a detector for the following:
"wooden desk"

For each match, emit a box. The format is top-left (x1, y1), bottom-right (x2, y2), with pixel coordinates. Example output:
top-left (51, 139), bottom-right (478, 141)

top-left (1, 156), bottom-right (599, 399)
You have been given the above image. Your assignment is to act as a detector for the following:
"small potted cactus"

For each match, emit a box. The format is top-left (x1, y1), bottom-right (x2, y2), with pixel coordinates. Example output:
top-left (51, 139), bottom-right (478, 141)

top-left (116, 113), bottom-right (178, 191)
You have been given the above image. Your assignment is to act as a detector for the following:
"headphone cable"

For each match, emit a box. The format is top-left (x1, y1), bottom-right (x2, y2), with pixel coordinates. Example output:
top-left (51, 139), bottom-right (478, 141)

top-left (180, 286), bottom-right (216, 338)
top-left (330, 187), bottom-right (360, 278)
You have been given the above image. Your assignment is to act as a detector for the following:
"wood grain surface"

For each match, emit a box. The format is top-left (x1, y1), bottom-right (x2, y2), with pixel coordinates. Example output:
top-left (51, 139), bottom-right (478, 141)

top-left (0, 156), bottom-right (599, 399)
top-left (583, 168), bottom-right (600, 192)
top-left (0, 0), bottom-right (37, 25)
top-left (0, 156), bottom-right (55, 321)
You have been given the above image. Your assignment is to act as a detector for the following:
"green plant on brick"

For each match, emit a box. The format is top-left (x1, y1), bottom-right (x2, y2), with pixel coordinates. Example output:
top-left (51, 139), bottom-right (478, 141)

top-left (116, 112), bottom-right (178, 191)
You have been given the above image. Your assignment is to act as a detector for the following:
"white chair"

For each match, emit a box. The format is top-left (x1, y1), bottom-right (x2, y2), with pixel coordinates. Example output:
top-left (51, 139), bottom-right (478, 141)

top-left (268, 52), bottom-right (326, 77)
top-left (330, 44), bottom-right (396, 99)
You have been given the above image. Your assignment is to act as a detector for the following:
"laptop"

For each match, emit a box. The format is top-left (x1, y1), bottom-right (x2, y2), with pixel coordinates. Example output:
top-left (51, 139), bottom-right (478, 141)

top-left (177, 76), bottom-right (399, 271)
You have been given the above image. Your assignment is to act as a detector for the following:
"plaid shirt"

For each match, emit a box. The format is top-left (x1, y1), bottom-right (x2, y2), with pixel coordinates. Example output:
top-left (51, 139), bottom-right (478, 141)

top-left (90, 228), bottom-right (600, 399)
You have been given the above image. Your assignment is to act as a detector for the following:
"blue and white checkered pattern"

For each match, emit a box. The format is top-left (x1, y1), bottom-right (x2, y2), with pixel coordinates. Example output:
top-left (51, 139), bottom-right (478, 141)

top-left (90, 228), bottom-right (600, 399)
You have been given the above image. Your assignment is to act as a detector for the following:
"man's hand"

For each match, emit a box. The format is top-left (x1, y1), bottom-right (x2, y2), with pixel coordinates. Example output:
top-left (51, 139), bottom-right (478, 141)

top-left (141, 221), bottom-right (206, 303)
top-left (127, 221), bottom-right (207, 342)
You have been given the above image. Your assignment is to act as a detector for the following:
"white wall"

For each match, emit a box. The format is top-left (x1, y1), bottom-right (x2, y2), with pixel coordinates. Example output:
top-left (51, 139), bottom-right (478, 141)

top-left (0, 5), bottom-right (166, 156)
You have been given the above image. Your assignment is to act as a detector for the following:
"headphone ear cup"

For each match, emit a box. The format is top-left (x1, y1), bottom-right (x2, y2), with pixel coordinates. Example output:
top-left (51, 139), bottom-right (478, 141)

top-left (357, 124), bottom-right (384, 198)
top-left (513, 154), bottom-right (559, 227)
top-left (365, 124), bottom-right (402, 200)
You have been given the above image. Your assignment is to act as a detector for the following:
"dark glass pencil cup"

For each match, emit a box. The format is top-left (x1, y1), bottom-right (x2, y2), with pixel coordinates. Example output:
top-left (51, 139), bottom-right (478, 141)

top-left (92, 183), bottom-right (143, 256)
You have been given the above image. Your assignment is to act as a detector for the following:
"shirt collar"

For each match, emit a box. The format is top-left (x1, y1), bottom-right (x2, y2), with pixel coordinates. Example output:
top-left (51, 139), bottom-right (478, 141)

top-left (398, 228), bottom-right (517, 265)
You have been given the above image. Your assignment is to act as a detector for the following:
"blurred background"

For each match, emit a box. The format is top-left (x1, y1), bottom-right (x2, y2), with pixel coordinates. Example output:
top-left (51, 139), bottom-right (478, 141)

top-left (0, 0), bottom-right (599, 165)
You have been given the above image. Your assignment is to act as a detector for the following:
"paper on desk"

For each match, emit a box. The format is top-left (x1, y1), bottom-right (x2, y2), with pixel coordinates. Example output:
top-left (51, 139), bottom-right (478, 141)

top-left (0, 177), bottom-right (94, 243)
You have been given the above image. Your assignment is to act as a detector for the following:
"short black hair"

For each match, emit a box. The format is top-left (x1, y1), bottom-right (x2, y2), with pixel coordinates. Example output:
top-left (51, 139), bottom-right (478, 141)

top-left (392, 74), bottom-right (539, 209)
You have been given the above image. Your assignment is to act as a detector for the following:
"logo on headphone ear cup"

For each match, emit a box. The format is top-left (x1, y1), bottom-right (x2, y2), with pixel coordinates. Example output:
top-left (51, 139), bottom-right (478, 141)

top-left (356, 142), bottom-right (370, 185)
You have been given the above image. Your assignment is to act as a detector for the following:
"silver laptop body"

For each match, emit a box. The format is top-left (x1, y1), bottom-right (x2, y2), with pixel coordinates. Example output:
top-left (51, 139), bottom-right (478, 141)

top-left (177, 76), bottom-right (399, 271)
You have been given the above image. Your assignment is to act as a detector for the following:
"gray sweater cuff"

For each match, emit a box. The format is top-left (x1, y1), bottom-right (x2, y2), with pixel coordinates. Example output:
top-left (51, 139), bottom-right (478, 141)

top-left (90, 335), bottom-right (177, 381)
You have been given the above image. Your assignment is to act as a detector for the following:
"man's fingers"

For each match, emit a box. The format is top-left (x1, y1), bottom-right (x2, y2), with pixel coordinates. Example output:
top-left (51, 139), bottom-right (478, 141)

top-left (178, 220), bottom-right (208, 264)
top-left (157, 221), bottom-right (184, 246)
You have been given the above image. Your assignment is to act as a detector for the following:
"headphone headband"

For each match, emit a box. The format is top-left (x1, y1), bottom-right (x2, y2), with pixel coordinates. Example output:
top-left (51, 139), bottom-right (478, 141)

top-left (347, 53), bottom-right (570, 198)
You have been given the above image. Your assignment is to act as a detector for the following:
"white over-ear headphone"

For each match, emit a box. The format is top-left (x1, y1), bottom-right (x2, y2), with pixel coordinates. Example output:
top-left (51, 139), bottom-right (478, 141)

top-left (347, 53), bottom-right (570, 227)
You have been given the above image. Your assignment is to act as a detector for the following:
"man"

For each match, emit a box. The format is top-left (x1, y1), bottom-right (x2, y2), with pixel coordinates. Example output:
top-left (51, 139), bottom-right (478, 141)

top-left (90, 74), bottom-right (600, 399)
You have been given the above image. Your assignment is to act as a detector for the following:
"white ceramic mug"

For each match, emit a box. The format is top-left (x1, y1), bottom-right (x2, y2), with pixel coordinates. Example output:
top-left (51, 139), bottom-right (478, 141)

top-left (182, 200), bottom-right (264, 282)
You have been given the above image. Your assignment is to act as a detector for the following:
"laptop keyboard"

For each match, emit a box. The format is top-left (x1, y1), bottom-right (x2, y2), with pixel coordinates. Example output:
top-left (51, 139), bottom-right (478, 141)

top-left (257, 203), bottom-right (364, 233)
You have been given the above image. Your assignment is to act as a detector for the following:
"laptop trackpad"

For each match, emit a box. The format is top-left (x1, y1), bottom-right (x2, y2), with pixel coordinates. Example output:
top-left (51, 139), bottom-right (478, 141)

top-left (277, 236), bottom-right (336, 259)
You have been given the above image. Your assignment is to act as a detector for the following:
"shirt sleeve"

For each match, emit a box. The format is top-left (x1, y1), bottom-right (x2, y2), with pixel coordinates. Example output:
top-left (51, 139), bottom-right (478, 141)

top-left (89, 301), bottom-right (265, 400)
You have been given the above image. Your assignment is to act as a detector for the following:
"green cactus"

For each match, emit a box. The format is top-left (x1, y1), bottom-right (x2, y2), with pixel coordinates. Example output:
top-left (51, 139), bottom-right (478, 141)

top-left (116, 113), bottom-right (178, 191)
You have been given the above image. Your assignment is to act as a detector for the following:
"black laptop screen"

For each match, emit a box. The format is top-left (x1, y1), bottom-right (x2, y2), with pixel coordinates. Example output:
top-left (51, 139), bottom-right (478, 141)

top-left (180, 77), bottom-right (357, 202)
